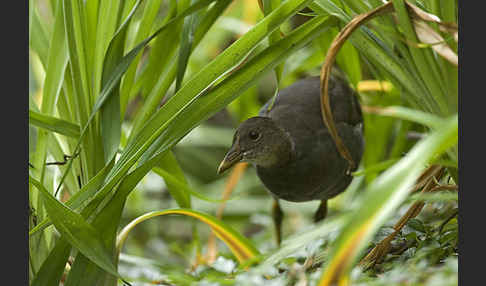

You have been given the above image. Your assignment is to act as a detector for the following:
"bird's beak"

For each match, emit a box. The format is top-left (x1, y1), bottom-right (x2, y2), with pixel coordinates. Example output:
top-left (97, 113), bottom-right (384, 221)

top-left (217, 143), bottom-right (243, 174)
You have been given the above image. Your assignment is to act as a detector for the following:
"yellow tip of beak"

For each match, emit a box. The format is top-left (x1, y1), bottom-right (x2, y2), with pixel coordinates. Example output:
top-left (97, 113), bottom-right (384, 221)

top-left (217, 160), bottom-right (229, 174)
top-left (217, 151), bottom-right (243, 174)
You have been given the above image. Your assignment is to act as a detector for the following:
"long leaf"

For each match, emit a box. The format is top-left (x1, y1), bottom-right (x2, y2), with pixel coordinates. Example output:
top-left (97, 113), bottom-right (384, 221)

top-left (116, 209), bottom-right (260, 263)
top-left (362, 105), bottom-right (445, 129)
top-left (92, 0), bottom-right (122, 101)
top-left (30, 1), bottom-right (70, 274)
top-left (32, 0), bottom-right (68, 185)
top-left (153, 166), bottom-right (231, 203)
top-left (29, 175), bottom-right (126, 280)
top-left (393, 0), bottom-right (449, 115)
top-left (153, 151), bottom-right (191, 208)
top-left (31, 240), bottom-right (71, 286)
top-left (119, 0), bottom-right (163, 116)
top-left (99, 0), bottom-right (144, 163)
top-left (63, 0), bottom-right (100, 180)
top-left (30, 1), bottom-right (50, 67)
top-left (29, 110), bottom-right (80, 138)
top-left (29, 157), bottom-right (115, 236)
top-left (175, 0), bottom-right (199, 91)
top-left (30, 159), bottom-right (116, 286)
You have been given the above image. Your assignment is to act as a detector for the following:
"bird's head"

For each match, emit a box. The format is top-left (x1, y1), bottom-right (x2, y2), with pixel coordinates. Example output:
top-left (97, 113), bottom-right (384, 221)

top-left (217, 116), bottom-right (293, 174)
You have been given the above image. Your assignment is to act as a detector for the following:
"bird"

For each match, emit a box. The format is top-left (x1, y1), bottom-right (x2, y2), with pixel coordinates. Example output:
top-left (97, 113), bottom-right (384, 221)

top-left (217, 75), bottom-right (364, 245)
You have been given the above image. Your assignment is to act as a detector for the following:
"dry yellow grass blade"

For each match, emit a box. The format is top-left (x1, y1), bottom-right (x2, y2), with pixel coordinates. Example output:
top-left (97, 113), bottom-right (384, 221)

top-left (357, 80), bottom-right (393, 93)
top-left (405, 1), bottom-right (458, 41)
top-left (116, 207), bottom-right (259, 265)
top-left (413, 20), bottom-right (458, 66)
top-left (319, 1), bottom-right (394, 170)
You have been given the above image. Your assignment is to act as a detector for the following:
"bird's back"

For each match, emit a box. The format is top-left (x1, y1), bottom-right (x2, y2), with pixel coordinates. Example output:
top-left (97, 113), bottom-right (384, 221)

top-left (257, 76), bottom-right (364, 202)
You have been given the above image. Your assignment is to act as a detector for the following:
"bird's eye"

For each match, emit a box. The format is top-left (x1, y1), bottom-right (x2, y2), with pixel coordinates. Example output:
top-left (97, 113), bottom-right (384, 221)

top-left (249, 130), bottom-right (260, 141)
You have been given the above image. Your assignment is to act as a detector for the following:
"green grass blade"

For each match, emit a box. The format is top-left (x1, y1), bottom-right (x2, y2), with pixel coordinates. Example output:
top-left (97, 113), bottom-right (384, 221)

top-left (64, 257), bottom-right (106, 286)
top-left (392, 0), bottom-right (448, 115)
top-left (29, 110), bottom-right (80, 138)
top-left (99, 0), bottom-right (144, 163)
top-left (29, 158), bottom-right (115, 237)
top-left (30, 2), bottom-right (50, 67)
top-left (63, 0), bottom-right (100, 180)
top-left (335, 35), bottom-right (362, 86)
top-left (152, 166), bottom-right (231, 203)
top-left (64, 160), bottom-right (133, 286)
top-left (175, 0), bottom-right (197, 91)
top-left (364, 105), bottom-right (445, 129)
top-left (100, 90), bottom-right (121, 162)
top-left (119, 0), bottom-right (163, 116)
top-left (32, 0), bottom-right (68, 172)
top-left (29, 175), bottom-right (126, 280)
top-left (92, 0), bottom-right (123, 101)
top-left (128, 59), bottom-right (178, 140)
top-left (87, 152), bottom-right (175, 269)
top-left (31, 239), bottom-right (71, 286)
top-left (192, 0), bottom-right (232, 46)
top-left (153, 151), bottom-right (191, 208)
top-left (30, 158), bottom-right (116, 286)
top-left (84, 0), bottom-right (99, 92)
top-left (31, 0), bottom-right (69, 230)
top-left (64, 0), bottom-right (91, 108)
top-left (340, 0), bottom-right (372, 14)
top-left (64, 150), bottom-right (187, 285)
top-left (352, 158), bottom-right (399, 177)
top-left (135, 1), bottom-right (180, 101)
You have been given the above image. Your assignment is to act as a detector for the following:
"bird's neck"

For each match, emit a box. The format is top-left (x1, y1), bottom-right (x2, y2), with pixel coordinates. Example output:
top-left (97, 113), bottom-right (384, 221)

top-left (256, 131), bottom-right (294, 169)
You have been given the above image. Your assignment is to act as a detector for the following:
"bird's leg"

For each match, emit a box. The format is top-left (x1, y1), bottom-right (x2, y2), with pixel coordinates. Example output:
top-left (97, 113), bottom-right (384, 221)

top-left (313, 200), bottom-right (328, 223)
top-left (272, 199), bottom-right (284, 246)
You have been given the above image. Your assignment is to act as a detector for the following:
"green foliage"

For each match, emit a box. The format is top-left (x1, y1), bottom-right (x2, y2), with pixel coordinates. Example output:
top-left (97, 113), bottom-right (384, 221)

top-left (29, 0), bottom-right (458, 285)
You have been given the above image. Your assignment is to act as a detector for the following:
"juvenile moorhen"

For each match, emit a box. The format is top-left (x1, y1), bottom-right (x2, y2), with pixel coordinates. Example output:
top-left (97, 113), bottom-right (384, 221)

top-left (218, 75), bottom-right (364, 245)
